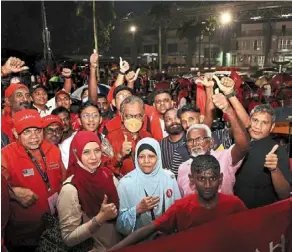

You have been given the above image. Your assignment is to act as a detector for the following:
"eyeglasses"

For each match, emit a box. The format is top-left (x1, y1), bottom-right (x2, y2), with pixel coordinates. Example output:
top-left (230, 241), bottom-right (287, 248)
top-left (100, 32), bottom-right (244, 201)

top-left (45, 127), bottom-right (63, 135)
top-left (22, 128), bottom-right (42, 136)
top-left (81, 113), bottom-right (100, 120)
top-left (154, 98), bottom-right (170, 105)
top-left (186, 136), bottom-right (210, 145)
top-left (124, 114), bottom-right (143, 120)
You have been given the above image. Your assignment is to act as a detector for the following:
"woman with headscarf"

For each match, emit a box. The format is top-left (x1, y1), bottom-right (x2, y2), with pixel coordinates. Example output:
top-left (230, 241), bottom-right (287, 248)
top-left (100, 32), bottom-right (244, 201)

top-left (116, 137), bottom-right (181, 236)
top-left (56, 131), bottom-right (121, 251)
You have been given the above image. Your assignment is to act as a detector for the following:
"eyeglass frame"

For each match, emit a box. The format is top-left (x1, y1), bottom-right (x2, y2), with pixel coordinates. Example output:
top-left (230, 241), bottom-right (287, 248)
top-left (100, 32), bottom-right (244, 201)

top-left (186, 136), bottom-right (210, 145)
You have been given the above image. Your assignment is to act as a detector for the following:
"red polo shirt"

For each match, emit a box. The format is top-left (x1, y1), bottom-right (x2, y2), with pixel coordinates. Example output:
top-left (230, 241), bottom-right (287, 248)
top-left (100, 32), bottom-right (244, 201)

top-left (154, 193), bottom-right (247, 234)
top-left (1, 140), bottom-right (66, 246)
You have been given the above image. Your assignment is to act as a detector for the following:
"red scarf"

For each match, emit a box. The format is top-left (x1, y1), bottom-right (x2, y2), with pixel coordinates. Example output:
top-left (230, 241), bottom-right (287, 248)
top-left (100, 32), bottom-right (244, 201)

top-left (67, 131), bottom-right (119, 219)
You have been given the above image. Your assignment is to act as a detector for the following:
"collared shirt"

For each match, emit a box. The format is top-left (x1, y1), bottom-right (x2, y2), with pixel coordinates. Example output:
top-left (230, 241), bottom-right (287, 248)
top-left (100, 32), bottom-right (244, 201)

top-left (234, 136), bottom-right (291, 209)
top-left (177, 145), bottom-right (243, 197)
top-left (159, 118), bottom-right (168, 138)
top-left (33, 104), bottom-right (54, 117)
top-left (59, 131), bottom-right (77, 169)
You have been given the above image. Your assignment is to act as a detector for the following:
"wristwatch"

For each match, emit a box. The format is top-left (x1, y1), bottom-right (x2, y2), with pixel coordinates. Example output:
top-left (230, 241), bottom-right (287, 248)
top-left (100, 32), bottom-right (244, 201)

top-left (119, 71), bottom-right (125, 75)
top-left (225, 90), bottom-right (237, 98)
top-left (92, 216), bottom-right (101, 227)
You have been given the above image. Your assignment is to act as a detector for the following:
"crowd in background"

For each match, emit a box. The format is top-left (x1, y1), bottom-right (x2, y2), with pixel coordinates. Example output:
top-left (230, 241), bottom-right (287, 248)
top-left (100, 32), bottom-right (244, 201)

top-left (1, 54), bottom-right (291, 252)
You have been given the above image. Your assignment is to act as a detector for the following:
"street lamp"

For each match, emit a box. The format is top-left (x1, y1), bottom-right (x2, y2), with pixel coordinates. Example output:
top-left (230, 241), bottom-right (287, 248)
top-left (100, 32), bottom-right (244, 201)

top-left (130, 25), bottom-right (137, 33)
top-left (220, 12), bottom-right (232, 25)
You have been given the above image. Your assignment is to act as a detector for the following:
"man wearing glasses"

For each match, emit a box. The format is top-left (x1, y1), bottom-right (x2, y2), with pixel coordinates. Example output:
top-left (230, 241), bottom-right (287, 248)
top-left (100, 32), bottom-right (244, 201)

top-left (177, 93), bottom-right (249, 197)
top-left (106, 96), bottom-right (152, 176)
top-left (42, 115), bottom-right (64, 146)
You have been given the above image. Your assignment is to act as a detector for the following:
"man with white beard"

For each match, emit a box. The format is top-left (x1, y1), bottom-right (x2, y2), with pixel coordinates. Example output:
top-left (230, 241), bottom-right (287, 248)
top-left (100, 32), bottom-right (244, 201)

top-left (177, 93), bottom-right (249, 197)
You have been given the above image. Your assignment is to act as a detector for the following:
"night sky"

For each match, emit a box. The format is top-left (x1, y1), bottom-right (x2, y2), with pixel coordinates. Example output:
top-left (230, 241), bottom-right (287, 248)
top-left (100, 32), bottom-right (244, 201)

top-left (1, 1), bottom-right (155, 57)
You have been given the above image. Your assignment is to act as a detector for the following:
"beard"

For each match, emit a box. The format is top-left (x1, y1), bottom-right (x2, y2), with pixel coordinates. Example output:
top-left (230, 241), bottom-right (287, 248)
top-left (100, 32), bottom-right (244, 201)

top-left (165, 123), bottom-right (184, 135)
top-left (190, 147), bottom-right (207, 157)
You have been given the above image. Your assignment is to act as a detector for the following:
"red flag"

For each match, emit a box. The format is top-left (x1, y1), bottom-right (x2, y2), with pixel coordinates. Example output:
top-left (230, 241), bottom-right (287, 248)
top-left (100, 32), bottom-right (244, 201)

top-left (56, 65), bottom-right (61, 74)
top-left (72, 64), bottom-right (77, 71)
top-left (230, 69), bottom-right (243, 90)
top-left (196, 84), bottom-right (206, 115)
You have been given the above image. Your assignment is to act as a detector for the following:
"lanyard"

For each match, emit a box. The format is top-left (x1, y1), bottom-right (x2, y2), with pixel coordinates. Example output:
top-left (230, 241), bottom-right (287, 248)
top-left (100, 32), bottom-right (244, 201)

top-left (25, 148), bottom-right (51, 191)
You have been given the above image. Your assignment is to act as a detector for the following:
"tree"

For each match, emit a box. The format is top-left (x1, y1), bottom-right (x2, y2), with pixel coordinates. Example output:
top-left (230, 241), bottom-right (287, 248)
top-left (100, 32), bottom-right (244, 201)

top-left (75, 1), bottom-right (116, 79)
top-left (176, 19), bottom-right (206, 67)
top-left (148, 2), bottom-right (173, 72)
top-left (203, 16), bottom-right (219, 66)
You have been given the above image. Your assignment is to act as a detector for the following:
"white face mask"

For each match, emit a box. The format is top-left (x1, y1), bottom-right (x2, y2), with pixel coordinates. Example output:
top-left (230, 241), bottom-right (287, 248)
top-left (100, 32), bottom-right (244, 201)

top-left (82, 97), bottom-right (88, 104)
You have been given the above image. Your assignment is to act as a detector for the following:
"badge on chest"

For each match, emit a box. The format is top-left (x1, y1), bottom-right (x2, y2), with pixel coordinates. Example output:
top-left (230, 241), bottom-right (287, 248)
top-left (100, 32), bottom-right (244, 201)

top-left (22, 168), bottom-right (35, 177)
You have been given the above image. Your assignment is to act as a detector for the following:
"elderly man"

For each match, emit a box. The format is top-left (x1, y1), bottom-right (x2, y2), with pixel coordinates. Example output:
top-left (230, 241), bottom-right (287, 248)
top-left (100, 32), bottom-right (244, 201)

top-left (177, 93), bottom-right (249, 197)
top-left (2, 83), bottom-right (31, 142)
top-left (234, 104), bottom-right (291, 209)
top-left (106, 96), bottom-right (152, 176)
top-left (1, 109), bottom-right (66, 250)
top-left (42, 114), bottom-right (64, 146)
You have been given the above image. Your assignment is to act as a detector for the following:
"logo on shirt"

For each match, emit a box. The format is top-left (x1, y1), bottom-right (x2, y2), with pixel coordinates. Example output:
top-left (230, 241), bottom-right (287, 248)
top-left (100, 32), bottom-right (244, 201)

top-left (166, 189), bottom-right (173, 198)
top-left (48, 162), bottom-right (60, 170)
top-left (22, 168), bottom-right (35, 177)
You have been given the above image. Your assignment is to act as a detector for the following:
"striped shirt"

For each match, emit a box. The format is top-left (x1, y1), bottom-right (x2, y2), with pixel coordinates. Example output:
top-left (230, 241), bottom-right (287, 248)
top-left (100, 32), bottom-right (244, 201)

top-left (160, 134), bottom-right (186, 170)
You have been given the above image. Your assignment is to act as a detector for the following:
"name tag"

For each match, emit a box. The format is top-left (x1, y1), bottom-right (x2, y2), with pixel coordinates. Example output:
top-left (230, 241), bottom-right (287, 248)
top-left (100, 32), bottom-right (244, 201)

top-left (22, 168), bottom-right (35, 177)
top-left (48, 162), bottom-right (60, 170)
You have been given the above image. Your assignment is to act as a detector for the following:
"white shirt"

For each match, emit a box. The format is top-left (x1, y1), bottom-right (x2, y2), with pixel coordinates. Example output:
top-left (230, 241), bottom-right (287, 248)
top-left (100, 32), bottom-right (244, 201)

top-left (59, 132), bottom-right (77, 169)
top-left (159, 118), bottom-right (168, 138)
top-left (33, 104), bottom-right (54, 118)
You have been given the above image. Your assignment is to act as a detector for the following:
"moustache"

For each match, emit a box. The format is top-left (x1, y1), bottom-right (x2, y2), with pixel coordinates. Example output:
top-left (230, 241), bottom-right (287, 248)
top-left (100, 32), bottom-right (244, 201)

top-left (20, 101), bottom-right (30, 107)
top-left (170, 123), bottom-right (182, 128)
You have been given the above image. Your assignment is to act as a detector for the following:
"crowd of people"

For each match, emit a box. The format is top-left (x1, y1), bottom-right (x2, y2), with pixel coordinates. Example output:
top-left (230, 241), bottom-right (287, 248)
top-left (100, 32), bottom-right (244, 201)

top-left (1, 54), bottom-right (291, 252)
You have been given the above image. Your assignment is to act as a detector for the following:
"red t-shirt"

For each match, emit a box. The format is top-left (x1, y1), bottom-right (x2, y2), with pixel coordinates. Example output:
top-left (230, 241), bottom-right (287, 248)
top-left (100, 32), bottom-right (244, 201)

top-left (154, 193), bottom-right (247, 234)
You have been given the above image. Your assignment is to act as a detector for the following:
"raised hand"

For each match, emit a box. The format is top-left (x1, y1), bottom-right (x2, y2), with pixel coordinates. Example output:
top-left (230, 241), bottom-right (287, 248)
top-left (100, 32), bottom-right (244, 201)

top-left (265, 145), bottom-right (279, 171)
top-left (2, 57), bottom-right (29, 75)
top-left (61, 68), bottom-right (72, 78)
top-left (98, 195), bottom-right (118, 222)
top-left (119, 57), bottom-right (130, 74)
top-left (136, 196), bottom-right (160, 215)
top-left (90, 49), bottom-right (99, 69)
top-left (212, 93), bottom-right (231, 113)
top-left (217, 76), bottom-right (235, 95)
top-left (125, 68), bottom-right (140, 82)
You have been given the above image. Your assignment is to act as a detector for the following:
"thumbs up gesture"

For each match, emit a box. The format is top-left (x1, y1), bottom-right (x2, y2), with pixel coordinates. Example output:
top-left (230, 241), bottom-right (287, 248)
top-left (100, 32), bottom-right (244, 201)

top-left (98, 195), bottom-right (118, 222)
top-left (264, 145), bottom-right (279, 171)
top-left (120, 135), bottom-right (132, 157)
top-left (90, 49), bottom-right (99, 69)
top-left (125, 68), bottom-right (140, 82)
top-left (119, 57), bottom-right (130, 74)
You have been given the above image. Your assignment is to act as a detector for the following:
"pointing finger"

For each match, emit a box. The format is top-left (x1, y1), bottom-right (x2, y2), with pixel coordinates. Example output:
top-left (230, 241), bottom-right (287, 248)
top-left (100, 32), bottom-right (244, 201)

top-left (268, 144), bottom-right (279, 155)
top-left (119, 57), bottom-right (123, 65)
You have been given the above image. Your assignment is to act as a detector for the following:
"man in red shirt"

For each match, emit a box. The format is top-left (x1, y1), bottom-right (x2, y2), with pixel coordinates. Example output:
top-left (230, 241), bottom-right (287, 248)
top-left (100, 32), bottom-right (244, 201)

top-left (110, 155), bottom-right (247, 250)
top-left (2, 83), bottom-right (31, 142)
top-left (42, 114), bottom-right (64, 145)
top-left (55, 89), bottom-right (81, 131)
top-left (1, 109), bottom-right (66, 250)
top-left (106, 96), bottom-right (152, 176)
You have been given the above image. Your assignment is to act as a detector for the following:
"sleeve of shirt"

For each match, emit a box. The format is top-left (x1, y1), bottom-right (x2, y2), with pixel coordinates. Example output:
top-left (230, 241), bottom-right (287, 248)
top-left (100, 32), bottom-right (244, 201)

top-left (115, 179), bottom-right (137, 236)
top-left (277, 146), bottom-right (292, 184)
top-left (153, 203), bottom-right (177, 234)
top-left (224, 144), bottom-right (244, 172)
top-left (107, 85), bottom-right (116, 104)
top-left (1, 151), bottom-right (11, 181)
top-left (56, 183), bottom-right (92, 247)
top-left (233, 197), bottom-right (248, 213)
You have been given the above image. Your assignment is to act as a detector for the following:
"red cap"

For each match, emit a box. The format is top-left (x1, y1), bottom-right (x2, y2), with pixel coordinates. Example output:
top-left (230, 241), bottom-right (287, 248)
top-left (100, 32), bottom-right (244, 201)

top-left (5, 83), bottom-right (29, 99)
top-left (42, 115), bottom-right (64, 128)
top-left (14, 109), bottom-right (43, 134)
top-left (55, 89), bottom-right (70, 101)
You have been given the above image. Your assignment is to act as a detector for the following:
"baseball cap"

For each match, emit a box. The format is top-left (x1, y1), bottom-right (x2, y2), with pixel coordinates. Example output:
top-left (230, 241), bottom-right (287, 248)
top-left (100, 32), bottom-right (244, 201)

top-left (14, 109), bottom-right (43, 134)
top-left (42, 115), bottom-right (64, 128)
top-left (55, 89), bottom-right (70, 102)
top-left (5, 83), bottom-right (29, 99)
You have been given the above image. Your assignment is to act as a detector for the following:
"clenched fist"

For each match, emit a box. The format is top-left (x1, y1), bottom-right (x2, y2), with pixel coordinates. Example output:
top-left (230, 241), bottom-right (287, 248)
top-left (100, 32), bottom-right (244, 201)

top-left (212, 93), bottom-right (231, 113)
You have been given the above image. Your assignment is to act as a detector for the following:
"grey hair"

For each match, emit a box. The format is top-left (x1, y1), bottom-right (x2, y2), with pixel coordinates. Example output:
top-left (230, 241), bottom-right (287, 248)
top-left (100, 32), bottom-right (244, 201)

top-left (120, 95), bottom-right (145, 114)
top-left (250, 104), bottom-right (276, 123)
top-left (186, 124), bottom-right (212, 138)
